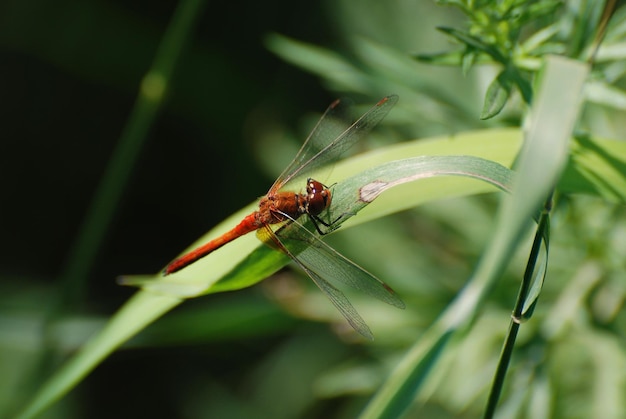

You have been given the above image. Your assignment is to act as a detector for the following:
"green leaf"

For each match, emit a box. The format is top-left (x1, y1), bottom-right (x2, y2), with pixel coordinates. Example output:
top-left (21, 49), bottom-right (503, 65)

top-left (437, 26), bottom-right (507, 63)
top-left (481, 70), bottom-right (512, 119)
top-left (264, 33), bottom-right (367, 91)
top-left (585, 80), bottom-right (626, 110)
top-left (461, 48), bottom-right (477, 75)
top-left (518, 24), bottom-right (560, 56)
top-left (521, 0), bottom-right (563, 22)
top-left (596, 41), bottom-right (626, 62)
top-left (15, 292), bottom-right (182, 419)
top-left (560, 134), bottom-right (626, 202)
top-left (413, 50), bottom-right (465, 66)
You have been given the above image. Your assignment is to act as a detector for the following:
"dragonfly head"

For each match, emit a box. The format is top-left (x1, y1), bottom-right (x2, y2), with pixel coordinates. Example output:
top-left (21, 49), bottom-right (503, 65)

top-left (305, 178), bottom-right (332, 216)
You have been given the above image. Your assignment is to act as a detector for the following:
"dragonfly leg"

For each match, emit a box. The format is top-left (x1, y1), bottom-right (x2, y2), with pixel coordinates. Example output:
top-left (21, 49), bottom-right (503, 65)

top-left (309, 212), bottom-right (352, 235)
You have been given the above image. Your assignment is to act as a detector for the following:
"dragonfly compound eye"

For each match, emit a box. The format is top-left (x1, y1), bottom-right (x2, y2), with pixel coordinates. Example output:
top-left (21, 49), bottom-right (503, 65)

top-left (305, 179), bottom-right (331, 215)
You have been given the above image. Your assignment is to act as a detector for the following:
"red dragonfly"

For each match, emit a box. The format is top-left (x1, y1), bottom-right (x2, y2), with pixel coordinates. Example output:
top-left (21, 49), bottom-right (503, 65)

top-left (164, 95), bottom-right (404, 339)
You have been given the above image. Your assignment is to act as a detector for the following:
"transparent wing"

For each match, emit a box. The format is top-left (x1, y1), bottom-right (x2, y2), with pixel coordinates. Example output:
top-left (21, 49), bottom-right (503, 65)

top-left (270, 95), bottom-right (398, 192)
top-left (258, 216), bottom-right (404, 339)
top-left (277, 219), bottom-right (405, 308)
top-left (258, 224), bottom-right (373, 339)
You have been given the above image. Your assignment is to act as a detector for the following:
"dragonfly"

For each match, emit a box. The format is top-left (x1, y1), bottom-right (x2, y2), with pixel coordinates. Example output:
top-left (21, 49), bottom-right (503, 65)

top-left (164, 95), bottom-right (404, 339)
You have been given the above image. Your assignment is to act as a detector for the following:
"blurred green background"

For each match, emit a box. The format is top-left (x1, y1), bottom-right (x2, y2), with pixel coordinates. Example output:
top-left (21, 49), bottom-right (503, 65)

top-left (3, 0), bottom-right (626, 418)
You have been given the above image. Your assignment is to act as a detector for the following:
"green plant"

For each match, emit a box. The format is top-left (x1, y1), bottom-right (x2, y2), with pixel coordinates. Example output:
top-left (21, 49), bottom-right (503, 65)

top-left (8, 1), bottom-right (626, 418)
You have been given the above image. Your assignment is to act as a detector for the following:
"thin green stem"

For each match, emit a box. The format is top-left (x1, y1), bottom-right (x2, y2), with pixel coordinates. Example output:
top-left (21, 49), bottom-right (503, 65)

top-left (57, 0), bottom-right (206, 308)
top-left (483, 196), bottom-right (552, 419)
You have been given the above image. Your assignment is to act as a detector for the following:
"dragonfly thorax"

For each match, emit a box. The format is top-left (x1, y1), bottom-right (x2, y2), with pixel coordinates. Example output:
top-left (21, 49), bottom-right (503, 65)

top-left (256, 178), bottom-right (332, 226)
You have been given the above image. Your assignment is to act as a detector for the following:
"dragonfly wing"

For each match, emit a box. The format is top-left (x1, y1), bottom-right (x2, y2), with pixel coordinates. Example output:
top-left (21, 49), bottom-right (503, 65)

top-left (290, 252), bottom-right (375, 340)
top-left (271, 95), bottom-right (399, 191)
top-left (279, 219), bottom-right (405, 309)
top-left (258, 224), bottom-right (375, 339)
top-left (270, 98), bottom-right (349, 191)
